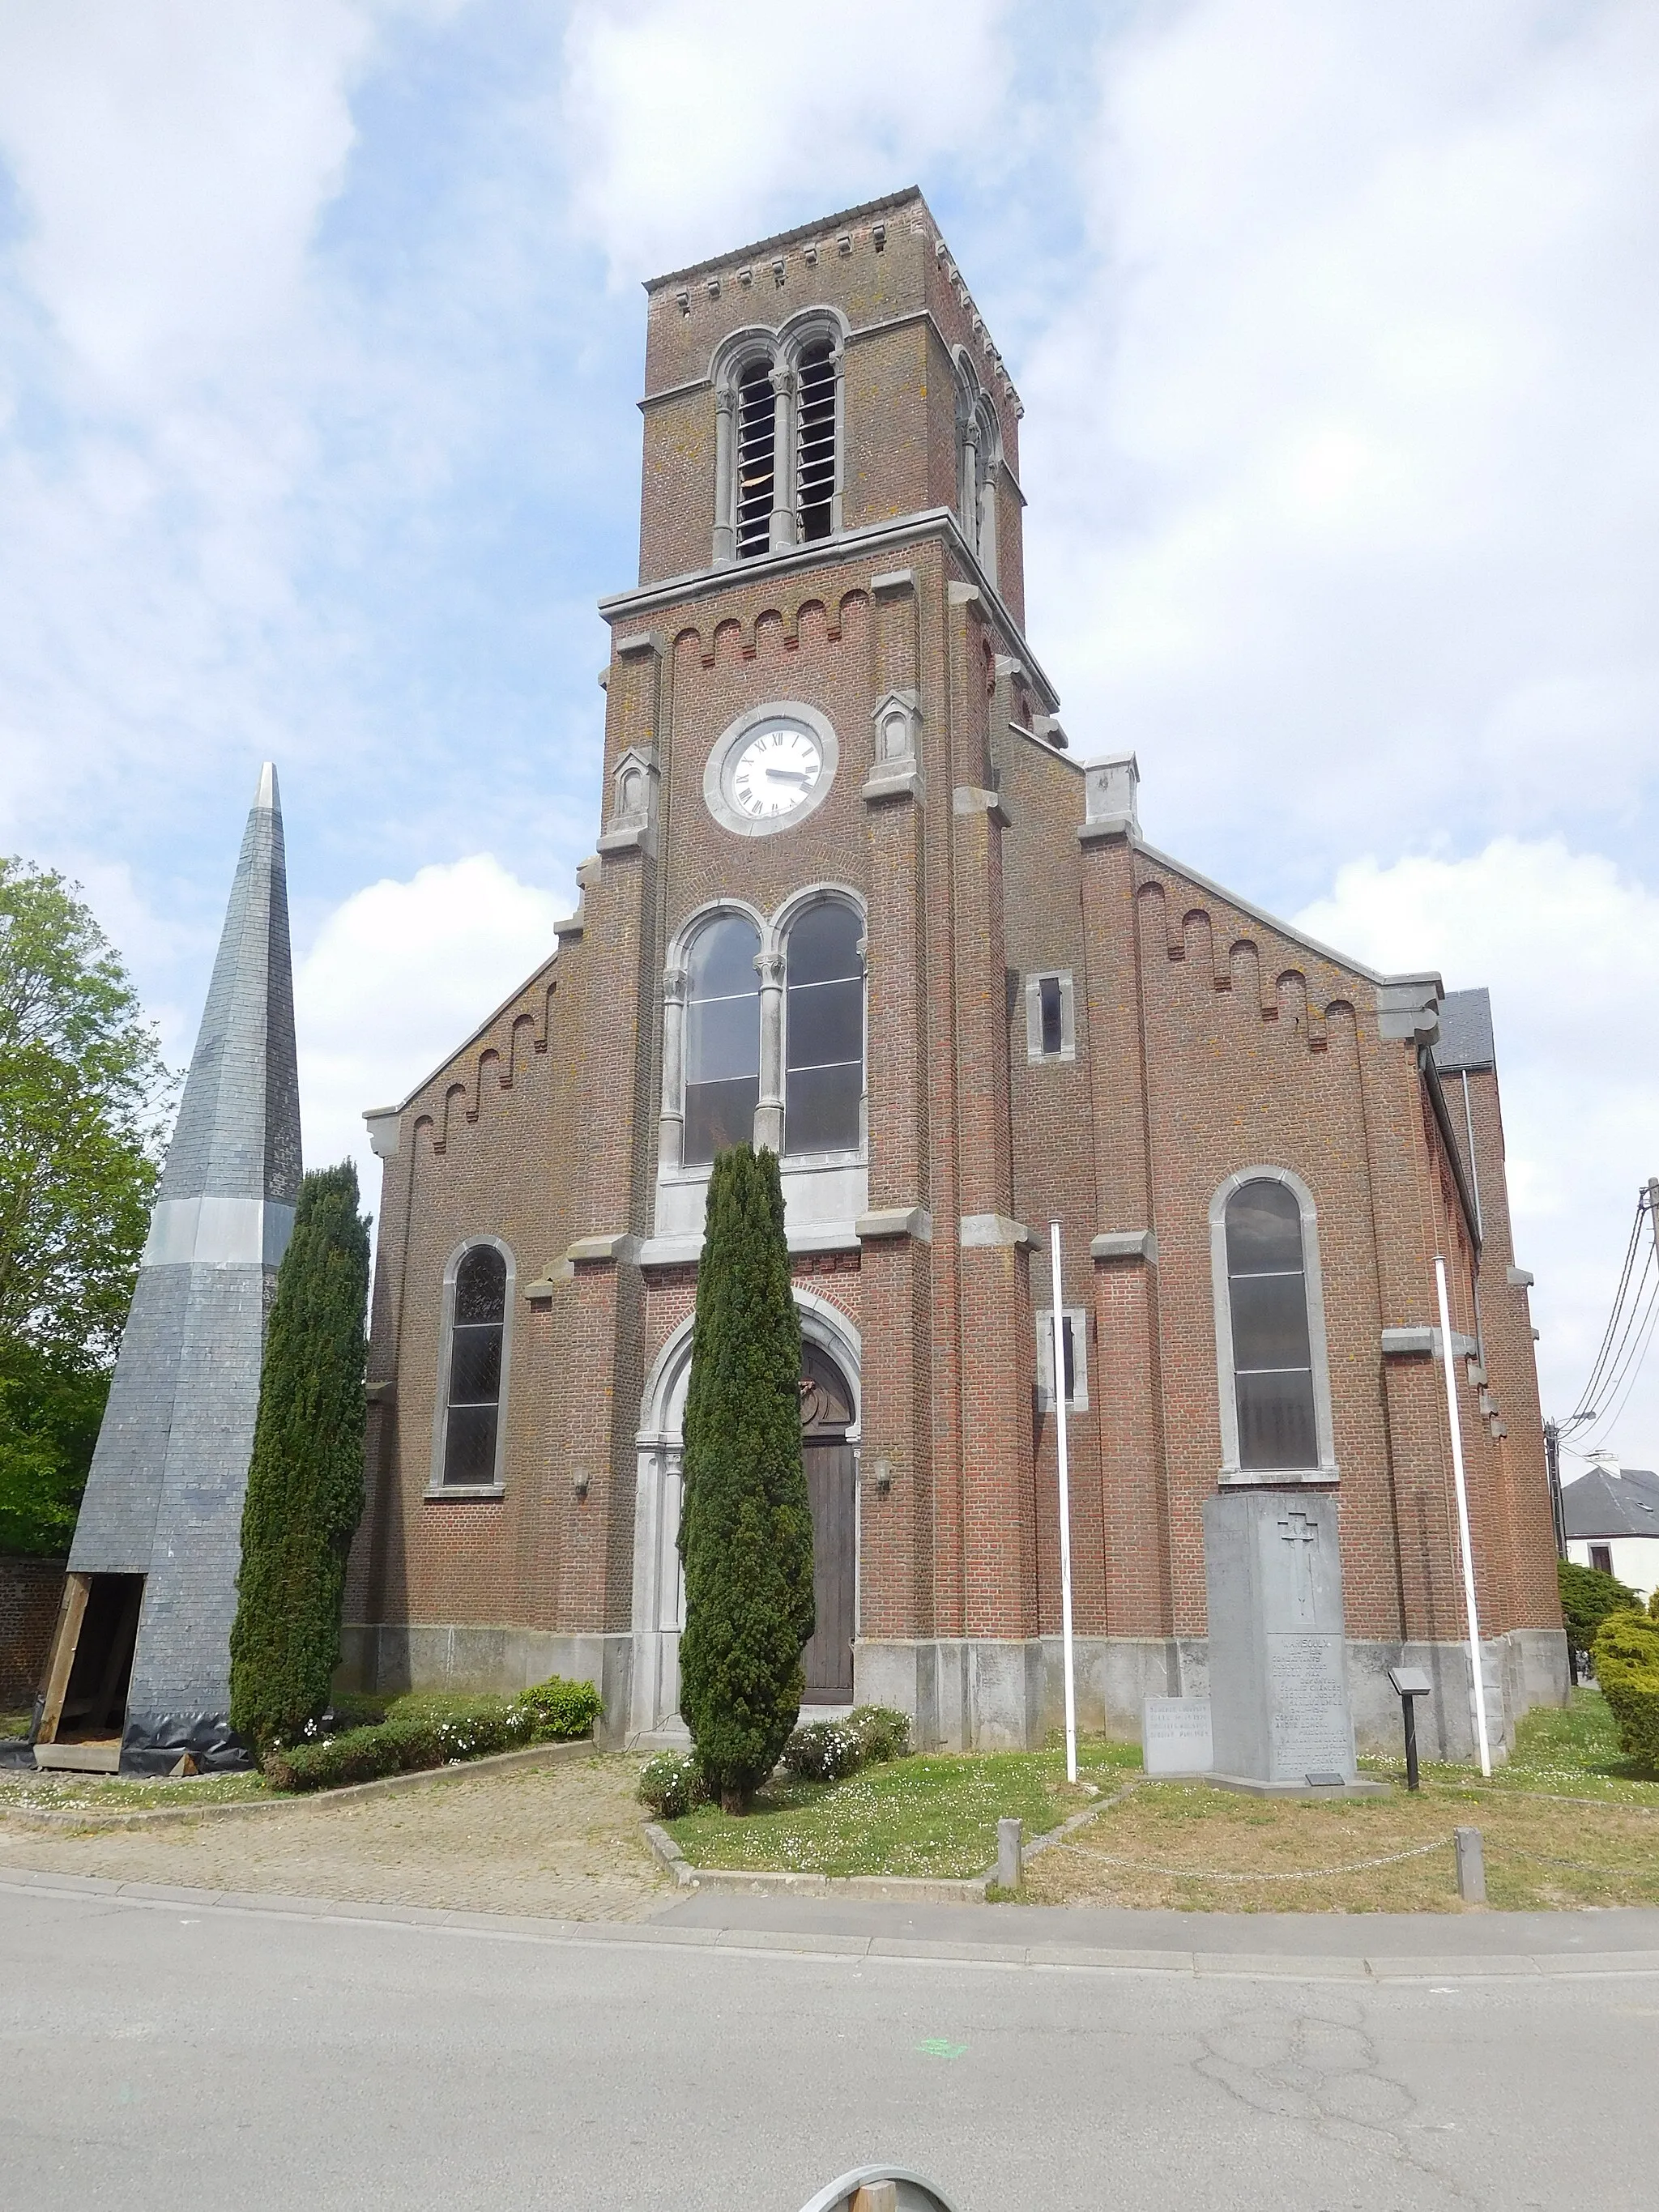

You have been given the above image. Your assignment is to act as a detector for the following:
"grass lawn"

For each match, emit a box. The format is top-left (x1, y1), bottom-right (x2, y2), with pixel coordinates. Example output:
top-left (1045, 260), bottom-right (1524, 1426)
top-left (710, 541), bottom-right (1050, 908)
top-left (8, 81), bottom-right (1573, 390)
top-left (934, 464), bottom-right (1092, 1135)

top-left (664, 1739), bottom-right (1141, 1878)
top-left (665, 1692), bottom-right (1658, 1906)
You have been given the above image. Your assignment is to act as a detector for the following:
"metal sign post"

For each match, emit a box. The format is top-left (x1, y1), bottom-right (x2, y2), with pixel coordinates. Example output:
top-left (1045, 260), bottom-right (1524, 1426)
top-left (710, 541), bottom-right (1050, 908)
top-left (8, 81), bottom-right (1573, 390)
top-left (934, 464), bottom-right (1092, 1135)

top-left (1435, 1253), bottom-right (1491, 1777)
top-left (1049, 1221), bottom-right (1078, 1785)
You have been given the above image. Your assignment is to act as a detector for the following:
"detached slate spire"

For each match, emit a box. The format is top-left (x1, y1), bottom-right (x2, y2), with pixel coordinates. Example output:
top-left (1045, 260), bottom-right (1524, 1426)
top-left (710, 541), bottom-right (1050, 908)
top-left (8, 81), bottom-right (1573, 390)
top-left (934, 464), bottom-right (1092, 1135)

top-left (67, 763), bottom-right (301, 1771)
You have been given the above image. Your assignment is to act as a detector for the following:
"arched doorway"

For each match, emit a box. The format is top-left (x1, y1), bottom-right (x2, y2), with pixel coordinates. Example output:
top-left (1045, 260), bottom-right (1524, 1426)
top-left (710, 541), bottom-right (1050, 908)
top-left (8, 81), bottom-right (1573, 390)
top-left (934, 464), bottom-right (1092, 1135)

top-left (629, 1296), bottom-right (860, 1737)
top-left (800, 1341), bottom-right (855, 1705)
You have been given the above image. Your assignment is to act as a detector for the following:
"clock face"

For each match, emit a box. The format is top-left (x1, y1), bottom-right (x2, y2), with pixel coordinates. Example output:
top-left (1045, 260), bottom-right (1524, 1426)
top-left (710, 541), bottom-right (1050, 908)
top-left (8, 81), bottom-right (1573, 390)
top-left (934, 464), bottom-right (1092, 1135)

top-left (729, 721), bottom-right (824, 820)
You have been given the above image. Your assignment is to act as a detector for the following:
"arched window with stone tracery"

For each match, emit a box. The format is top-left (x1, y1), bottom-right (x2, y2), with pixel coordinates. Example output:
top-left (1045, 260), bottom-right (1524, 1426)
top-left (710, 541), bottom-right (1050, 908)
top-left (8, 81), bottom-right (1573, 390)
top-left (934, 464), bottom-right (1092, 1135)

top-left (683, 913), bottom-right (762, 1164)
top-left (783, 901), bottom-right (864, 1157)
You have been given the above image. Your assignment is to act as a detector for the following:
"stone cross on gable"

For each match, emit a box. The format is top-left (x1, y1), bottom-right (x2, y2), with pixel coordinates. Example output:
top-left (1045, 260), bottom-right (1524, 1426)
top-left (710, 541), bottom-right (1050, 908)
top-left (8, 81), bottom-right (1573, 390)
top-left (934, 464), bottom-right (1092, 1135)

top-left (1277, 1507), bottom-right (1319, 1617)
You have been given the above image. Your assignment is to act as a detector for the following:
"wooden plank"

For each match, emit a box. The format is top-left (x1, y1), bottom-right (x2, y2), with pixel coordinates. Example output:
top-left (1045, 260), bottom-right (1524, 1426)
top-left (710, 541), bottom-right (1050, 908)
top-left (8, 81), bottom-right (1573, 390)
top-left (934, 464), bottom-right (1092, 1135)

top-left (35, 1573), bottom-right (90, 1744)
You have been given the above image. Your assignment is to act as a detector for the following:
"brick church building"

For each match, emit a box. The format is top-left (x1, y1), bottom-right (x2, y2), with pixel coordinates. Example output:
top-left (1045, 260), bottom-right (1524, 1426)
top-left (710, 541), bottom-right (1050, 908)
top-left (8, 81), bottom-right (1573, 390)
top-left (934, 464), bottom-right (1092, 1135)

top-left (344, 190), bottom-right (1566, 1755)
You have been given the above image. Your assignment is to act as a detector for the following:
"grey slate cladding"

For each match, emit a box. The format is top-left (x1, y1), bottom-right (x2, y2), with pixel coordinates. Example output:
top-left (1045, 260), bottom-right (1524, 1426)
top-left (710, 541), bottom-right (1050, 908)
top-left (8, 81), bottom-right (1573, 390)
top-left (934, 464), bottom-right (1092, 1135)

top-left (1431, 987), bottom-right (1496, 1075)
top-left (1563, 1466), bottom-right (1659, 1541)
top-left (68, 766), bottom-right (301, 1771)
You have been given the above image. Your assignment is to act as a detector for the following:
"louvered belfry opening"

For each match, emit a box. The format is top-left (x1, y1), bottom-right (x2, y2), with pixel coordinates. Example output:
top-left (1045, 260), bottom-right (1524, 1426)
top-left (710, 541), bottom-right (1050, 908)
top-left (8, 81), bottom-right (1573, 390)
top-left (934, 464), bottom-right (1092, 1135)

top-left (736, 357), bottom-right (775, 559)
top-left (795, 339), bottom-right (836, 542)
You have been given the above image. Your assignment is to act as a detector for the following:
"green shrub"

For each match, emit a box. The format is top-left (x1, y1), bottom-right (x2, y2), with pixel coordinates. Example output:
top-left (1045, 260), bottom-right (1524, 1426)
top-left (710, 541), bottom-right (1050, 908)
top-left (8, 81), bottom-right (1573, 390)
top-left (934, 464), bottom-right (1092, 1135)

top-left (638, 1750), bottom-right (708, 1818)
top-left (230, 1163), bottom-right (372, 1753)
top-left (781, 1720), bottom-right (863, 1783)
top-left (847, 1704), bottom-right (910, 1763)
top-left (264, 1674), bottom-right (598, 1792)
top-left (514, 1673), bottom-right (603, 1739)
top-left (1593, 1609), bottom-right (1659, 1775)
top-left (678, 1144), bottom-right (815, 1813)
top-left (1559, 1558), bottom-right (1640, 1668)
top-left (780, 1705), bottom-right (911, 1784)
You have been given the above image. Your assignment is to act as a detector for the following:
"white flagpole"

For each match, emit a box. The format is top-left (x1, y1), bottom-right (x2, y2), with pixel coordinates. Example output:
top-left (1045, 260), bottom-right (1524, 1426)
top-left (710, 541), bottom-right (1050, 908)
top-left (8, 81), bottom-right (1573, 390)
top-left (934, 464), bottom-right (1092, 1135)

top-left (1435, 1253), bottom-right (1491, 1778)
top-left (1050, 1220), bottom-right (1078, 1784)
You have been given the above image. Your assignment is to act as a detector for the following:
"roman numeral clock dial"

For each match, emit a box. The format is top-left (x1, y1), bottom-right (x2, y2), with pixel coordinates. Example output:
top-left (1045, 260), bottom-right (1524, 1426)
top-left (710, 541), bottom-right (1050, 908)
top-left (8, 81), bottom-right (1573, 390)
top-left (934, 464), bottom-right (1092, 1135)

top-left (730, 722), bottom-right (823, 819)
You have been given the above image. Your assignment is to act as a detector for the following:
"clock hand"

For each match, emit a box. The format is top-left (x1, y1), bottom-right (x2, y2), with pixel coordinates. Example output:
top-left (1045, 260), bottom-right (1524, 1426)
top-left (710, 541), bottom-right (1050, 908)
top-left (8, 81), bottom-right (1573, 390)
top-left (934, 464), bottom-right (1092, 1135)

top-left (763, 767), bottom-right (813, 786)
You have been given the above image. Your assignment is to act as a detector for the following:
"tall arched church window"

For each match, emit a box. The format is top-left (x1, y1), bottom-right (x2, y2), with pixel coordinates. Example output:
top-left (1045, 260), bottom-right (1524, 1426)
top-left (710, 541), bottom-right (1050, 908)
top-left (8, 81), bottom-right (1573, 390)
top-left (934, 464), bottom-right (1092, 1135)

top-left (442, 1244), bottom-right (507, 1486)
top-left (736, 359), bottom-right (776, 560)
top-left (1222, 1180), bottom-right (1319, 1471)
top-left (684, 914), bottom-right (762, 1163)
top-left (784, 901), bottom-right (864, 1156)
top-left (795, 339), bottom-right (837, 543)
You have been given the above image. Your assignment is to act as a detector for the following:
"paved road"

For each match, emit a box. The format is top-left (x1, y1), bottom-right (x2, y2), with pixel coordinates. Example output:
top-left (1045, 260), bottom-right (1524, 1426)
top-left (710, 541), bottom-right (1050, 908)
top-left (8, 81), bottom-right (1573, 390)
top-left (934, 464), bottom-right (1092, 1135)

top-left (6, 1884), bottom-right (1657, 2212)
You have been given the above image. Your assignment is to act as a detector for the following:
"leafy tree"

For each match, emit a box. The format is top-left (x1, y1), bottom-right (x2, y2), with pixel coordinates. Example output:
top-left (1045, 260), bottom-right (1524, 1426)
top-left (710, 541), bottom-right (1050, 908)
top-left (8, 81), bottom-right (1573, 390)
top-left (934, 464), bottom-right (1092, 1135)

top-left (0, 859), bottom-right (172, 1553)
top-left (677, 1144), bottom-right (815, 1813)
top-left (0, 1347), bottom-right (109, 1555)
top-left (229, 1163), bottom-right (371, 1754)
top-left (1559, 1557), bottom-right (1640, 1670)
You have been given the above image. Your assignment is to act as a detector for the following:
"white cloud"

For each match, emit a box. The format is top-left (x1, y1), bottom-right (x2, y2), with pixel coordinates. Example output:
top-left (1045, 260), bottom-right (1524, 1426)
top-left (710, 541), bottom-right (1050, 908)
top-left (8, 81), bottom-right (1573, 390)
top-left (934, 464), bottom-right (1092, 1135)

top-left (1296, 837), bottom-right (1659, 1469)
top-left (293, 852), bottom-right (566, 1213)
top-left (1026, 0), bottom-right (1659, 879)
top-left (560, 0), bottom-right (1011, 280)
top-left (0, 0), bottom-right (375, 399)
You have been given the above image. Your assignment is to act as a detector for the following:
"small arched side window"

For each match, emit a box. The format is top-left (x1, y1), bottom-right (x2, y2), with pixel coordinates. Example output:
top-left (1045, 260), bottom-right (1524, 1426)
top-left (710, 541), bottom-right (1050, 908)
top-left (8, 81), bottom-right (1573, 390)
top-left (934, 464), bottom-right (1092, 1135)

top-left (1223, 1180), bottom-right (1319, 1471)
top-left (795, 338), bottom-right (837, 543)
top-left (736, 360), bottom-right (776, 560)
top-left (784, 901), bottom-right (864, 1156)
top-left (442, 1245), bottom-right (507, 1486)
top-left (684, 914), bottom-right (762, 1163)
top-left (955, 366), bottom-right (1000, 585)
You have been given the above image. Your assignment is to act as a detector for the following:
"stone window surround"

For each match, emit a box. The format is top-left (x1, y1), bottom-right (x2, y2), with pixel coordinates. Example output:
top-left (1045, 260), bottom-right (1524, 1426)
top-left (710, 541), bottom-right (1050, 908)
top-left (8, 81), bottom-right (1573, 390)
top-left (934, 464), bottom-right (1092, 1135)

top-left (952, 345), bottom-right (1002, 590)
top-left (428, 1234), bottom-right (515, 1499)
top-left (1209, 1165), bottom-right (1340, 1489)
top-left (658, 884), bottom-right (868, 1174)
top-left (1035, 1305), bottom-right (1090, 1413)
top-left (710, 309), bottom-right (849, 568)
top-left (1023, 968), bottom-right (1077, 1063)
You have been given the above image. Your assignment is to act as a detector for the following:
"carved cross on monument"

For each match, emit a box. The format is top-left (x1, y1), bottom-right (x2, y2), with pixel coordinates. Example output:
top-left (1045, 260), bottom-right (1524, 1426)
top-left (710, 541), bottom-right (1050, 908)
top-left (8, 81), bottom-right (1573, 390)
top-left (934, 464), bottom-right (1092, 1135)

top-left (1277, 1508), bottom-right (1319, 1617)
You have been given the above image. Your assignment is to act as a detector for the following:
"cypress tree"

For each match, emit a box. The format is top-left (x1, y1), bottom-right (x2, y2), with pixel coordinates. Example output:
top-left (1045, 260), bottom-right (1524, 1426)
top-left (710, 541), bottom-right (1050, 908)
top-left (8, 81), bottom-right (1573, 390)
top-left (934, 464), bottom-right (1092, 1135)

top-left (678, 1144), bottom-right (815, 1813)
top-left (229, 1161), bottom-right (371, 1754)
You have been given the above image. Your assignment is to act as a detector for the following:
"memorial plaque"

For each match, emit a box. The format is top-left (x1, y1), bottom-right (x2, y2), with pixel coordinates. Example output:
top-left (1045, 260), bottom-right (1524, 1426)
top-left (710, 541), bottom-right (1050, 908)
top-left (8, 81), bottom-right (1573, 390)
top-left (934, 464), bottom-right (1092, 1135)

top-left (1142, 1695), bottom-right (1213, 1775)
top-left (1203, 1490), bottom-right (1362, 1789)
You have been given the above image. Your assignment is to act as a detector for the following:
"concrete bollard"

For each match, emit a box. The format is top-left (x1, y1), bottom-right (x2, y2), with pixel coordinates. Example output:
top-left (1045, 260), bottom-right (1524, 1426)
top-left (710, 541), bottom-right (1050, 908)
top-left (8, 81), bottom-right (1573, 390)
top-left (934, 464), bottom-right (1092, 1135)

top-left (1455, 1825), bottom-right (1486, 1903)
top-left (996, 1816), bottom-right (1023, 1891)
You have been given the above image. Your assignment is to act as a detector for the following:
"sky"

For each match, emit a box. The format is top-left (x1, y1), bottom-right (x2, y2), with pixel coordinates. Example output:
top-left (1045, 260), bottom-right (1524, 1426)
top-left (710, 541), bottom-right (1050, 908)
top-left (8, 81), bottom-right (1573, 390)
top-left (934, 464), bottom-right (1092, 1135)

top-left (1, 0), bottom-right (1656, 1473)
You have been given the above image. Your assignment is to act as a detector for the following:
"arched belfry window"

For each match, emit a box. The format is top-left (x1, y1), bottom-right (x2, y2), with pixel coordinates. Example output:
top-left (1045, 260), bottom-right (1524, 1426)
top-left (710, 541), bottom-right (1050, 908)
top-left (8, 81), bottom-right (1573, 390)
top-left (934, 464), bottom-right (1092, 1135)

top-left (955, 363), bottom-right (1000, 586)
top-left (441, 1243), bottom-right (508, 1489)
top-left (684, 914), bottom-right (762, 1164)
top-left (795, 339), bottom-right (837, 543)
top-left (1211, 1173), bottom-right (1338, 1481)
top-left (714, 326), bottom-right (842, 568)
top-left (736, 360), bottom-right (776, 560)
top-left (784, 901), bottom-right (864, 1156)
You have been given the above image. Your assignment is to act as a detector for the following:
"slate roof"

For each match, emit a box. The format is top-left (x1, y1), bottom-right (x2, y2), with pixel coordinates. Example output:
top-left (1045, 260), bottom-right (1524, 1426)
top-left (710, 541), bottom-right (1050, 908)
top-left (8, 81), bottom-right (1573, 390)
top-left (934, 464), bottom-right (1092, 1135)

top-left (1433, 987), bottom-right (1496, 1074)
top-left (1563, 1465), bottom-right (1659, 1540)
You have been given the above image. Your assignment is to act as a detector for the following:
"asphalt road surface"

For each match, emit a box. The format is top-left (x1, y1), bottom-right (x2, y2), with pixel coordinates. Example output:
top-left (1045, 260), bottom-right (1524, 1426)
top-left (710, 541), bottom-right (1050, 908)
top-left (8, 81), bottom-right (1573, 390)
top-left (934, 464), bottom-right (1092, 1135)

top-left (6, 1885), bottom-right (1657, 2212)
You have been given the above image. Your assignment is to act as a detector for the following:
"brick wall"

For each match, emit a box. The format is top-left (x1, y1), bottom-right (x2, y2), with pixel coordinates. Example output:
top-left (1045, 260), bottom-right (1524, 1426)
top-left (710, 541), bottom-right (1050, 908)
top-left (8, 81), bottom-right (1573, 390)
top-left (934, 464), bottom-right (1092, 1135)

top-left (1, 1555), bottom-right (62, 1710)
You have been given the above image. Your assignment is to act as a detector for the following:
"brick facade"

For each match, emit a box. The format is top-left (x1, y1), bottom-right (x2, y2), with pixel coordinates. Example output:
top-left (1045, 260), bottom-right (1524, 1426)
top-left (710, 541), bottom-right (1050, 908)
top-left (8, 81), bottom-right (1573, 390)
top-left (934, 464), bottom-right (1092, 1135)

top-left (346, 191), bottom-right (1565, 1754)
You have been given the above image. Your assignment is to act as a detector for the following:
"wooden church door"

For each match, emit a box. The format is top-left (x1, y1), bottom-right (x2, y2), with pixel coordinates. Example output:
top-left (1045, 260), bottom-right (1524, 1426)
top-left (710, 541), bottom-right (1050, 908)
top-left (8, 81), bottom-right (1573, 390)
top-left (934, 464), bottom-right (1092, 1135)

top-left (799, 1343), bottom-right (856, 1705)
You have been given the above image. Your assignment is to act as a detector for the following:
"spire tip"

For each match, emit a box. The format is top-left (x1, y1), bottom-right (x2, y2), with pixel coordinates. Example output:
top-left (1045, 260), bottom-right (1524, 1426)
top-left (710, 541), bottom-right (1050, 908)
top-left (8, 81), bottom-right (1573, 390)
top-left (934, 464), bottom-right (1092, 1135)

top-left (255, 761), bottom-right (278, 811)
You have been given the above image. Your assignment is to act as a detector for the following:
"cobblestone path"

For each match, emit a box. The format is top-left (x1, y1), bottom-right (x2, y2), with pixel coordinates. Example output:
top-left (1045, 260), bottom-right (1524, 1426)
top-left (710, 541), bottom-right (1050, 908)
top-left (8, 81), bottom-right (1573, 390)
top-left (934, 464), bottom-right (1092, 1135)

top-left (0, 1754), bottom-right (667, 1920)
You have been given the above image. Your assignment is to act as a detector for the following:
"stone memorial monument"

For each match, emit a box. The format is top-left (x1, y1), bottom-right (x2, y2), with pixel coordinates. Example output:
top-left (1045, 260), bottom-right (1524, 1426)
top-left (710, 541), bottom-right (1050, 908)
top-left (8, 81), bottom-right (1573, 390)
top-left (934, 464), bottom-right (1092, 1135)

top-left (1203, 1490), bottom-right (1383, 1796)
top-left (1141, 1695), bottom-right (1213, 1776)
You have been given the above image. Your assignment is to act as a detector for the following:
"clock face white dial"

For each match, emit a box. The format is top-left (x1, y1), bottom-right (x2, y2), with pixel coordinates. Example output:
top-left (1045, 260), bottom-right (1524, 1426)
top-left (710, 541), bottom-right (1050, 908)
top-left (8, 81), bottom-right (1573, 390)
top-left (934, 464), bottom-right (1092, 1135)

top-left (729, 722), bottom-right (824, 820)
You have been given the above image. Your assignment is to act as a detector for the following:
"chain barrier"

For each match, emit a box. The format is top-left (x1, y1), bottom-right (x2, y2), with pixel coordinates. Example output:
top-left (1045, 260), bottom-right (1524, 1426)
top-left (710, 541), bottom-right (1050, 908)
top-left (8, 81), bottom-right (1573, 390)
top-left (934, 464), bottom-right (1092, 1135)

top-left (1052, 1836), bottom-right (1453, 1882)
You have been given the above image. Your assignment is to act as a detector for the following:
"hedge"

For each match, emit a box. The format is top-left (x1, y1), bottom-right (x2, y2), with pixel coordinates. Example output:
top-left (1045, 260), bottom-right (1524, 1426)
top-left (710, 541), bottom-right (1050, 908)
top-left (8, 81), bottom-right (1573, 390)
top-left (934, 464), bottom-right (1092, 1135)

top-left (263, 1674), bottom-right (601, 1792)
top-left (1558, 1558), bottom-right (1641, 1669)
top-left (1593, 1610), bottom-right (1659, 1775)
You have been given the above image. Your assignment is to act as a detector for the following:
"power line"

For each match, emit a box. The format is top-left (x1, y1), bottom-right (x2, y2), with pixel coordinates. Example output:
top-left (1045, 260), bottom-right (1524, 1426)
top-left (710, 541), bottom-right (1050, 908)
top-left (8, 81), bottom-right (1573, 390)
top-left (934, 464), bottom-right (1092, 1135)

top-left (1562, 1188), bottom-right (1653, 1436)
